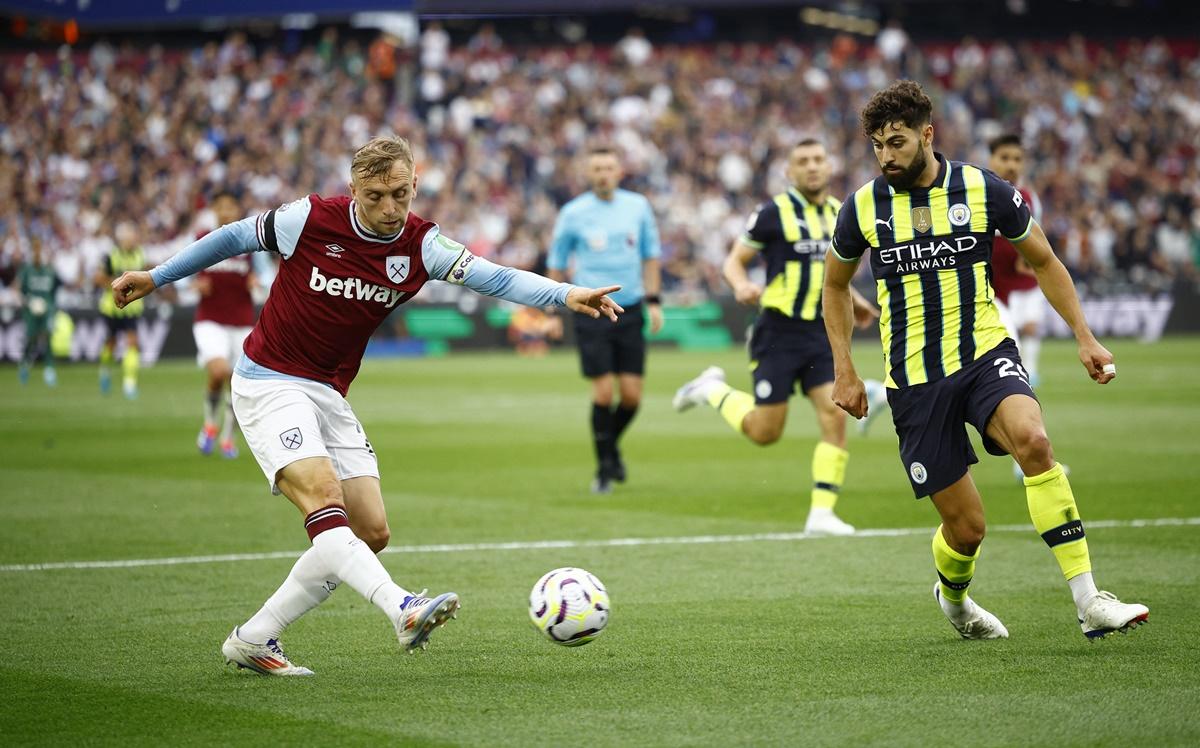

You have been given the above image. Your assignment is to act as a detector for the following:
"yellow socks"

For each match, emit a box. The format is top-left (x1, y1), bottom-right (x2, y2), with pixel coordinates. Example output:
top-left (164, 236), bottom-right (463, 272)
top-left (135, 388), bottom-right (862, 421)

top-left (122, 345), bottom-right (139, 387)
top-left (1025, 463), bottom-right (1092, 580)
top-left (933, 525), bottom-right (978, 604)
top-left (811, 442), bottom-right (849, 510)
top-left (706, 384), bottom-right (754, 435)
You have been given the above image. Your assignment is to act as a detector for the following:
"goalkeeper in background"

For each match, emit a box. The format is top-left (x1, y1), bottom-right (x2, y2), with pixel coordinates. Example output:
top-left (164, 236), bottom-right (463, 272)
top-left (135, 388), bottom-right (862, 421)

top-left (16, 238), bottom-right (61, 387)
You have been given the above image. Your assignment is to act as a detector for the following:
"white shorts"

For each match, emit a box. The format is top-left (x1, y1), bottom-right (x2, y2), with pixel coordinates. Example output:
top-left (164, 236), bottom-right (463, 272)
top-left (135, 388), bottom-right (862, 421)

top-left (994, 297), bottom-right (1019, 342)
top-left (194, 321), bottom-right (253, 367)
top-left (231, 372), bottom-right (379, 494)
top-left (1007, 288), bottom-right (1047, 332)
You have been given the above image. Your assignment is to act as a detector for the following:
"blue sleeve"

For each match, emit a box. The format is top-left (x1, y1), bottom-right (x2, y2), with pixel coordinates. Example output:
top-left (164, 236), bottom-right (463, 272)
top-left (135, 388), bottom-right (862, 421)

top-left (422, 227), bottom-right (574, 306)
top-left (462, 256), bottom-right (574, 307)
top-left (546, 209), bottom-right (573, 271)
top-left (640, 199), bottom-right (661, 260)
top-left (149, 217), bottom-right (260, 287)
top-left (830, 199), bottom-right (867, 262)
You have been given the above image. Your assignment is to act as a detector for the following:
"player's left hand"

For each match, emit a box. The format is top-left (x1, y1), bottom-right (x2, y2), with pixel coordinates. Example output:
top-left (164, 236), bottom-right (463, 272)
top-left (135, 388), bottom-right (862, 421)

top-left (111, 270), bottom-right (157, 309)
top-left (567, 285), bottom-right (624, 322)
top-left (647, 302), bottom-right (664, 334)
top-left (1079, 338), bottom-right (1116, 384)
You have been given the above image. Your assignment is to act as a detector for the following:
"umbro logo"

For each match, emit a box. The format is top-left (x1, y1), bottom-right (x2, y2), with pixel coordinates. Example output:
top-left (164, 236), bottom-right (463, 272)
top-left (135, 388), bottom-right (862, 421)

top-left (325, 243), bottom-right (346, 258)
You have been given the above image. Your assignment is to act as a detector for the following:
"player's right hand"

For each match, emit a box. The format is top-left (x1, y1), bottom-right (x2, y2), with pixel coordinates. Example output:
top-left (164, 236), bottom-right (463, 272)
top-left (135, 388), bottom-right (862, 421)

top-left (734, 282), bottom-right (763, 307)
top-left (111, 270), bottom-right (157, 309)
top-left (832, 374), bottom-right (868, 419)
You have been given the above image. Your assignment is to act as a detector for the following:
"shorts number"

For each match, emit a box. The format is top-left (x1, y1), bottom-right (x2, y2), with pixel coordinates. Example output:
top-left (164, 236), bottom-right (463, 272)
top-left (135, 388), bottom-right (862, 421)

top-left (994, 357), bottom-right (1029, 383)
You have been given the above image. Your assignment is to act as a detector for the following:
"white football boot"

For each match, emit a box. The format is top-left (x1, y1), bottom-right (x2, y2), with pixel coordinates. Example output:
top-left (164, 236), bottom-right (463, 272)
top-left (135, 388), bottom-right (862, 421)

top-left (222, 628), bottom-right (314, 676)
top-left (672, 366), bottom-right (726, 412)
top-left (855, 379), bottom-right (890, 436)
top-left (934, 582), bottom-right (1009, 640)
top-left (1079, 591), bottom-right (1149, 640)
top-left (395, 590), bottom-right (460, 653)
top-left (804, 508), bottom-right (855, 536)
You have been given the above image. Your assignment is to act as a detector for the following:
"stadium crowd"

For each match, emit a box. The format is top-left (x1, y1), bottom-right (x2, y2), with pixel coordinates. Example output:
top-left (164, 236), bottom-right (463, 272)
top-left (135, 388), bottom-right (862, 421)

top-left (1, 23), bottom-right (1198, 310)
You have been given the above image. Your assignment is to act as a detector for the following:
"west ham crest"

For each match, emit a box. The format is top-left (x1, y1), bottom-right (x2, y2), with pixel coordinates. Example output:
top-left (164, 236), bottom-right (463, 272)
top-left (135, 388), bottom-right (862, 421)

top-left (386, 255), bottom-right (410, 284)
top-left (910, 207), bottom-right (933, 234)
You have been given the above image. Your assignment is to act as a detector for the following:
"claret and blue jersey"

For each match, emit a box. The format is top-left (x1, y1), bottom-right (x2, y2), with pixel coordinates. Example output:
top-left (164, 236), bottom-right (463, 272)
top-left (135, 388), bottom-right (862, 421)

top-left (547, 189), bottom-right (660, 309)
top-left (831, 153), bottom-right (1034, 389)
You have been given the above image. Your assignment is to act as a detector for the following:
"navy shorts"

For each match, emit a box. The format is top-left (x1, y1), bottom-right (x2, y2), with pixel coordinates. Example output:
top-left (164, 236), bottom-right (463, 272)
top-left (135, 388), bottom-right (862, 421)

top-left (747, 313), bottom-right (835, 404)
top-left (104, 315), bottom-right (139, 337)
top-left (574, 302), bottom-right (646, 378)
top-left (887, 338), bottom-right (1038, 498)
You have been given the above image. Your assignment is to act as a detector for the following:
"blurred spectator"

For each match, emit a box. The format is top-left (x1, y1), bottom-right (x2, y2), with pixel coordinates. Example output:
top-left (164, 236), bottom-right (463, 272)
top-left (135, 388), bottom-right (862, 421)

top-left (0, 24), bottom-right (1197, 318)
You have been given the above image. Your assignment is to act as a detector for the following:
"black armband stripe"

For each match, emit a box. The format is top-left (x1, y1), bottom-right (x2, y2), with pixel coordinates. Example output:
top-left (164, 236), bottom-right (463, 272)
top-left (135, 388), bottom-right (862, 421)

top-left (262, 209), bottom-right (280, 254)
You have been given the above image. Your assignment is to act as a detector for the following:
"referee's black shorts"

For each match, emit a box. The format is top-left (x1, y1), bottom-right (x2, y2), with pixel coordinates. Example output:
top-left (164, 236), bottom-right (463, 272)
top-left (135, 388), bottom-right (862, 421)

top-left (573, 302), bottom-right (646, 378)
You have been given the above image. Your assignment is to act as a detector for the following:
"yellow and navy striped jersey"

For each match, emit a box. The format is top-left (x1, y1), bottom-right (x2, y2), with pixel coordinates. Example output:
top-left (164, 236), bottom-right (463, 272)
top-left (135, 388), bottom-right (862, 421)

top-left (99, 246), bottom-right (146, 318)
top-left (741, 188), bottom-right (841, 326)
top-left (830, 153), bottom-right (1033, 388)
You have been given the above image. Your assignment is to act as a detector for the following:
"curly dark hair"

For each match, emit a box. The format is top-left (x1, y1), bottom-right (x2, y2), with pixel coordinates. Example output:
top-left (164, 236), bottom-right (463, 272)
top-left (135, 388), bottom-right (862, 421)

top-left (860, 80), bottom-right (933, 137)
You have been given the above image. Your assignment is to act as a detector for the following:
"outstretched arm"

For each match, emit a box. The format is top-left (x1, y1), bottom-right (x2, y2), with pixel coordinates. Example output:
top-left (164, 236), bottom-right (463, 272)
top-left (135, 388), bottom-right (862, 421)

top-left (424, 229), bottom-right (623, 321)
top-left (823, 250), bottom-right (868, 418)
top-left (1014, 221), bottom-right (1115, 383)
top-left (110, 217), bottom-right (260, 310)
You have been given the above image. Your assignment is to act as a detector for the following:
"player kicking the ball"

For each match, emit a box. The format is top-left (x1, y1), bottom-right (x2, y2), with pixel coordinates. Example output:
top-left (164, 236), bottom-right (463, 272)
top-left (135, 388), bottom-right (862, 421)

top-left (111, 136), bottom-right (623, 674)
top-left (824, 82), bottom-right (1147, 640)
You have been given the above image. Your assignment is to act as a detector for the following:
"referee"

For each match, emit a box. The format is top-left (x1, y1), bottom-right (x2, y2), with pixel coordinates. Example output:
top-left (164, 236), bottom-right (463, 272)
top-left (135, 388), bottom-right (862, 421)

top-left (548, 146), bottom-right (663, 494)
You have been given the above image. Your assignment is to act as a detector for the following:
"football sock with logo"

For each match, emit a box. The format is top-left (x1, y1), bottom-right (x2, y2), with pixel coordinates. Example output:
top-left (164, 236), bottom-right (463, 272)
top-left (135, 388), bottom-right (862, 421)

top-left (219, 399), bottom-right (237, 443)
top-left (239, 547), bottom-right (339, 644)
top-left (933, 525), bottom-right (978, 616)
top-left (122, 345), bottom-right (139, 387)
top-left (1024, 463), bottom-right (1097, 615)
top-left (810, 441), bottom-right (849, 511)
top-left (611, 404), bottom-right (638, 444)
top-left (305, 506), bottom-right (411, 625)
top-left (204, 389), bottom-right (222, 429)
top-left (591, 403), bottom-right (615, 470)
top-left (706, 384), bottom-right (754, 435)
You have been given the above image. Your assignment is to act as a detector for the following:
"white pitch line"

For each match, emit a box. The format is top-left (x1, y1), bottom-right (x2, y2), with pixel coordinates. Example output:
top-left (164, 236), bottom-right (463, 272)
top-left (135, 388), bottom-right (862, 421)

top-left (2, 517), bottom-right (1198, 573)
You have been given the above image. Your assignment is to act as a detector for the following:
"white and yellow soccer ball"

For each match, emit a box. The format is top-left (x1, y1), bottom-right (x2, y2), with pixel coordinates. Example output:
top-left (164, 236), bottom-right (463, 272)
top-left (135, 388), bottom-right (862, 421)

top-left (528, 567), bottom-right (610, 647)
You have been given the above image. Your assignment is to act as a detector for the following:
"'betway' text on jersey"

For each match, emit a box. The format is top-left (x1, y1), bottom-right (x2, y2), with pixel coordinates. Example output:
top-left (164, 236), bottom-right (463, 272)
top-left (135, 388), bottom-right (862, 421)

top-left (308, 266), bottom-right (406, 308)
top-left (242, 194), bottom-right (437, 395)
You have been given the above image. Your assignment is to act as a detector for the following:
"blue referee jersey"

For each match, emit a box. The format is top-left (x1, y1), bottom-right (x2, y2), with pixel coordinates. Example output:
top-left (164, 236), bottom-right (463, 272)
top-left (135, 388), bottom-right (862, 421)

top-left (548, 189), bottom-right (661, 308)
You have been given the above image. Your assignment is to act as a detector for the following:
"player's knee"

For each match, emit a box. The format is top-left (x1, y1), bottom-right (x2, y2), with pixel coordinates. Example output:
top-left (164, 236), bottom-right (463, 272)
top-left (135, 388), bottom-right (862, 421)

top-left (360, 524), bottom-right (391, 553)
top-left (1014, 428), bottom-right (1053, 470)
top-left (949, 518), bottom-right (986, 553)
top-left (747, 421), bottom-right (783, 446)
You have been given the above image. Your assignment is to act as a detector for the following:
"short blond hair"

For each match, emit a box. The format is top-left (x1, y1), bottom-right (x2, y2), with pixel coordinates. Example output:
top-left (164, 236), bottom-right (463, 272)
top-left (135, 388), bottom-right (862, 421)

top-left (351, 136), bottom-right (414, 183)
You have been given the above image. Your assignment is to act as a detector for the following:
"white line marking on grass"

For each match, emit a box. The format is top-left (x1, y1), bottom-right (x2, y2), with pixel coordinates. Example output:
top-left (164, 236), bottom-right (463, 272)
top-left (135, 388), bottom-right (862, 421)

top-left (3, 517), bottom-right (1198, 573)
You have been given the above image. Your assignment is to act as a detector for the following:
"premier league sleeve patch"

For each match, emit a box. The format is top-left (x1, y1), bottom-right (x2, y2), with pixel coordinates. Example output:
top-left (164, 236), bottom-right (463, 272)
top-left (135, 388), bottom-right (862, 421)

top-left (446, 250), bottom-right (476, 285)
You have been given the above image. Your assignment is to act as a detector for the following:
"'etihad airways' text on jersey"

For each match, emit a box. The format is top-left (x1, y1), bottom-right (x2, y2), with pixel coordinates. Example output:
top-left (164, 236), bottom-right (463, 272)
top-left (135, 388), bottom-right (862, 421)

top-left (830, 154), bottom-right (1033, 388)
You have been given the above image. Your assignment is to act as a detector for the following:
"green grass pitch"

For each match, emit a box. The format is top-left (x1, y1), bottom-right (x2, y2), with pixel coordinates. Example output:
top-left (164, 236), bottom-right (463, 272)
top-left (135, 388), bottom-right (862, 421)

top-left (2, 337), bottom-right (1198, 746)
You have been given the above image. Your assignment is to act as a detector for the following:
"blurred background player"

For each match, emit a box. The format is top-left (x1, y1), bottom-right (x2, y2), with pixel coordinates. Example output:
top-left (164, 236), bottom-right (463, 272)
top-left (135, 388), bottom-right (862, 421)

top-left (673, 139), bottom-right (883, 536)
top-left (548, 146), bottom-right (663, 494)
top-left (193, 190), bottom-right (259, 459)
top-left (989, 134), bottom-right (1046, 385)
top-left (96, 222), bottom-right (146, 399)
top-left (15, 238), bottom-right (61, 387)
top-left (507, 305), bottom-right (562, 358)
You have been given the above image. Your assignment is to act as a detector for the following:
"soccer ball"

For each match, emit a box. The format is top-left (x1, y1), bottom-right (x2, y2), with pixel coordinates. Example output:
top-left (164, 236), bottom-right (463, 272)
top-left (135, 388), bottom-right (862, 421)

top-left (528, 567), bottom-right (610, 647)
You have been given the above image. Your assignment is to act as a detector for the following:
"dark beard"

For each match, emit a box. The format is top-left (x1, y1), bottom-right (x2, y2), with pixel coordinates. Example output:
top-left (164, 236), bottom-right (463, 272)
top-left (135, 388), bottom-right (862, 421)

top-left (882, 148), bottom-right (928, 190)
